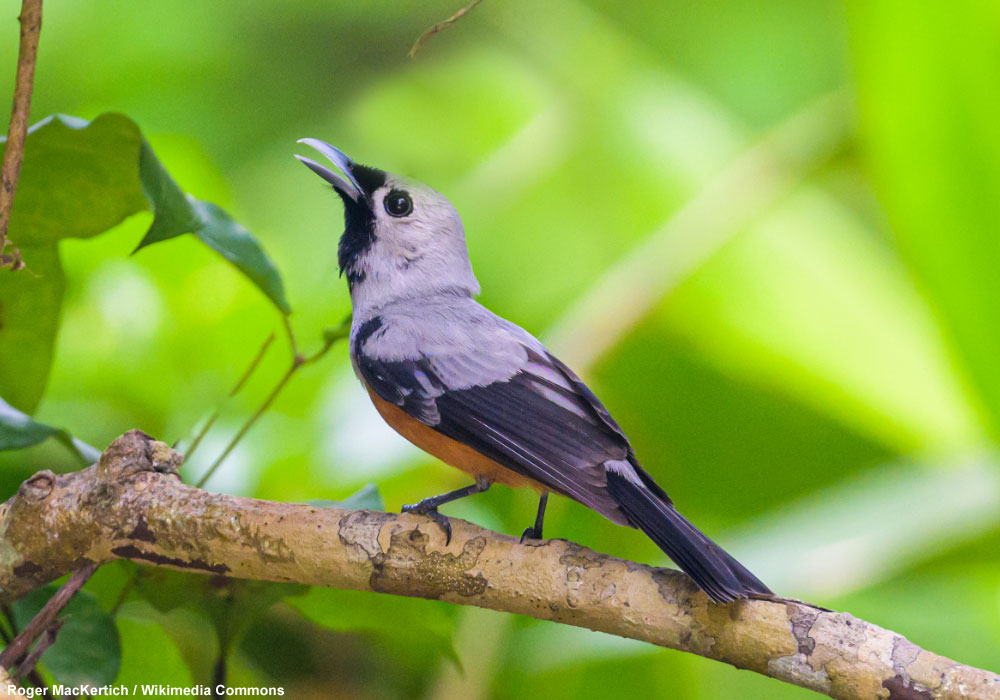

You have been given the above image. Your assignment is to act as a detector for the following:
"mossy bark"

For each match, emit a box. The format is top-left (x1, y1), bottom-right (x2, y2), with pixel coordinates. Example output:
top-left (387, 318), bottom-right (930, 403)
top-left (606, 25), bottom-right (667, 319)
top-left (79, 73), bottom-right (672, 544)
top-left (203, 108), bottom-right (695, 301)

top-left (0, 431), bottom-right (997, 700)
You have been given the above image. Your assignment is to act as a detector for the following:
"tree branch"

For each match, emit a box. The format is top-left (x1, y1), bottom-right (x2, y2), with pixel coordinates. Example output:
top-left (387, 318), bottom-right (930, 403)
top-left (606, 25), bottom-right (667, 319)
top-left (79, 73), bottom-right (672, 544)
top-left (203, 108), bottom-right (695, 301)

top-left (0, 0), bottom-right (43, 270)
top-left (0, 561), bottom-right (96, 669)
top-left (0, 431), bottom-right (996, 699)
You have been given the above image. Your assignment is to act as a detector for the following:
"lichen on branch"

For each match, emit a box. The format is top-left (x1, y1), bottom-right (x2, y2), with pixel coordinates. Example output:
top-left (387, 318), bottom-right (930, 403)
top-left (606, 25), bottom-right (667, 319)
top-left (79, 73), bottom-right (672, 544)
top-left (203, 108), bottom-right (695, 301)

top-left (0, 431), bottom-right (997, 700)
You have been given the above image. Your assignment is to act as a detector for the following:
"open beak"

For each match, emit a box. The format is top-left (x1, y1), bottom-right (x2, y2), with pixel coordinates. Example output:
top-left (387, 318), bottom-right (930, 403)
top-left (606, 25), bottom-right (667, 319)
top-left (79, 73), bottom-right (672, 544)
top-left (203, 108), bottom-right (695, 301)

top-left (295, 138), bottom-right (363, 202)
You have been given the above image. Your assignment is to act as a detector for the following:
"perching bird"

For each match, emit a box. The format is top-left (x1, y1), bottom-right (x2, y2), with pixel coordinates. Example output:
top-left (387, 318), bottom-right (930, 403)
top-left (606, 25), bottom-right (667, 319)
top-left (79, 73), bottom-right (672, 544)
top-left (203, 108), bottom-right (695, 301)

top-left (296, 139), bottom-right (772, 603)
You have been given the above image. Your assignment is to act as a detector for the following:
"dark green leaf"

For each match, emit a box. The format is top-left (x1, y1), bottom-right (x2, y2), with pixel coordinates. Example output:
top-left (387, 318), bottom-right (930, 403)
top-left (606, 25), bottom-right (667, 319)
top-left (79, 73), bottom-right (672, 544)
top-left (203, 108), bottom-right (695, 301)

top-left (309, 483), bottom-right (384, 511)
top-left (133, 569), bottom-right (305, 681)
top-left (287, 587), bottom-right (458, 666)
top-left (0, 396), bottom-right (56, 450)
top-left (204, 578), bottom-right (307, 652)
top-left (0, 396), bottom-right (99, 463)
top-left (0, 113), bottom-right (291, 415)
top-left (0, 243), bottom-right (64, 414)
top-left (114, 607), bottom-right (195, 686)
top-left (0, 398), bottom-right (101, 464)
top-left (120, 600), bottom-right (218, 686)
top-left (5, 114), bottom-right (147, 245)
top-left (135, 139), bottom-right (291, 314)
top-left (12, 587), bottom-right (121, 688)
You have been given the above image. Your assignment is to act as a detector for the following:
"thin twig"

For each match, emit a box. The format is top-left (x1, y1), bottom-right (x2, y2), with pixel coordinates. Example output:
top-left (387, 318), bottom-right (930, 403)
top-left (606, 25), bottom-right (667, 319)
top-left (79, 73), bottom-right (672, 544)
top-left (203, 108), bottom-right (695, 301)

top-left (183, 332), bottom-right (276, 462)
top-left (228, 332), bottom-right (277, 398)
top-left (408, 0), bottom-right (482, 59)
top-left (194, 320), bottom-right (349, 489)
top-left (0, 604), bottom-right (48, 694)
top-left (109, 569), bottom-right (142, 617)
top-left (0, 561), bottom-right (97, 668)
top-left (281, 315), bottom-right (300, 362)
top-left (11, 618), bottom-right (61, 682)
top-left (0, 0), bottom-right (43, 270)
top-left (195, 363), bottom-right (297, 489)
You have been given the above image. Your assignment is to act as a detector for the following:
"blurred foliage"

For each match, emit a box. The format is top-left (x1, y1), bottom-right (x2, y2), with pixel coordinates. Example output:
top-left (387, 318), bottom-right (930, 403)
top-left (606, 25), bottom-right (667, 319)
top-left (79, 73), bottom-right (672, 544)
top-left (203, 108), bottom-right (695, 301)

top-left (1, 0), bottom-right (999, 696)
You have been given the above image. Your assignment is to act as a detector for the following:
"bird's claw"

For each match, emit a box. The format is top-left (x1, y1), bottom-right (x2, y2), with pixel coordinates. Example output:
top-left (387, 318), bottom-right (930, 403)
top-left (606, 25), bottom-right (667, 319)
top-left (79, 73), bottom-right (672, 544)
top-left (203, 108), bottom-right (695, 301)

top-left (402, 502), bottom-right (453, 545)
top-left (520, 526), bottom-right (542, 543)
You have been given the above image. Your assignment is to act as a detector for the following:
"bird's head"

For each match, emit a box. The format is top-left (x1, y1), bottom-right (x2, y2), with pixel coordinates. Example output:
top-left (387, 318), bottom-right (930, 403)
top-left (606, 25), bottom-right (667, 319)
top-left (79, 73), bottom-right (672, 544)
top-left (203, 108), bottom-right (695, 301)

top-left (295, 139), bottom-right (479, 310)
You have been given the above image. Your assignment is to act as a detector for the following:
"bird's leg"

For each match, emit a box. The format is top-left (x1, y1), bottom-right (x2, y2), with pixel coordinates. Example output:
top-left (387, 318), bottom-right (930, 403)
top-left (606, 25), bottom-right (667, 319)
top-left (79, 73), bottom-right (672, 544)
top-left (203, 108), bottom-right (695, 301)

top-left (521, 492), bottom-right (549, 542)
top-left (402, 478), bottom-right (491, 544)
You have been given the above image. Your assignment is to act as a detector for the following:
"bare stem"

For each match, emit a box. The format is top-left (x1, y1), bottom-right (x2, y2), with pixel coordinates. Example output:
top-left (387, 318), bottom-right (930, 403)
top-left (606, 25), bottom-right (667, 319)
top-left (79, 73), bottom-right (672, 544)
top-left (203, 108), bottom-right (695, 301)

top-left (0, 0), bottom-right (43, 270)
top-left (409, 0), bottom-right (482, 59)
top-left (183, 332), bottom-right (276, 462)
top-left (11, 619), bottom-right (61, 682)
top-left (0, 561), bottom-right (97, 669)
top-left (194, 320), bottom-right (348, 489)
top-left (194, 363), bottom-right (297, 489)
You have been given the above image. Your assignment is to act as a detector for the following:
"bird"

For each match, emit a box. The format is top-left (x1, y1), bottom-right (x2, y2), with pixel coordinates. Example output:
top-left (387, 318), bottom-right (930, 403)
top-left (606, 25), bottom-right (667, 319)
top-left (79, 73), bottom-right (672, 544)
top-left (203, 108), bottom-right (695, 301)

top-left (295, 138), bottom-right (772, 603)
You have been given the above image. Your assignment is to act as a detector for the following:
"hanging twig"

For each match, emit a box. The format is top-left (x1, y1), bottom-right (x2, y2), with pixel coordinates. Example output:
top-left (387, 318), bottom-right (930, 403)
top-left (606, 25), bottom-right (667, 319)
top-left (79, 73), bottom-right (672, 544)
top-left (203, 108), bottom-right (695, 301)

top-left (408, 0), bottom-right (482, 59)
top-left (0, 0), bottom-right (43, 270)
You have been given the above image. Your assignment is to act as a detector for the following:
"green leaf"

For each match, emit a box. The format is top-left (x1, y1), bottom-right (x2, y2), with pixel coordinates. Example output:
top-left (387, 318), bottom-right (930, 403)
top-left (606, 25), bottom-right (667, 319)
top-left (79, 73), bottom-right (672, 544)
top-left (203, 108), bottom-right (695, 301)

top-left (0, 113), bottom-right (291, 416)
top-left (309, 483), bottom-right (384, 511)
top-left (6, 114), bottom-right (147, 245)
top-left (120, 600), bottom-right (219, 686)
top-left (133, 569), bottom-right (305, 682)
top-left (205, 578), bottom-right (307, 653)
top-left (0, 396), bottom-right (100, 463)
top-left (12, 587), bottom-right (121, 688)
top-left (0, 243), bottom-right (64, 414)
top-left (288, 587), bottom-right (459, 666)
top-left (114, 611), bottom-right (194, 686)
top-left (134, 139), bottom-right (291, 314)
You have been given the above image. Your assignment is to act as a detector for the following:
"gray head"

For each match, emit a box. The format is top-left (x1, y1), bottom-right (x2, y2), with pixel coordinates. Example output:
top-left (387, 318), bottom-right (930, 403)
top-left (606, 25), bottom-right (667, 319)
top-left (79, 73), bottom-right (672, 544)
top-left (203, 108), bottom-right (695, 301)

top-left (295, 139), bottom-right (480, 312)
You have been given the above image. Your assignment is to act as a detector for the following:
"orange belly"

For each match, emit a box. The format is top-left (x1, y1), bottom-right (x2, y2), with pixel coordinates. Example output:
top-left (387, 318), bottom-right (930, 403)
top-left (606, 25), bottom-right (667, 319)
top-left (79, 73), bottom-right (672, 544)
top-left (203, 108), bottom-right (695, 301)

top-left (366, 387), bottom-right (548, 492)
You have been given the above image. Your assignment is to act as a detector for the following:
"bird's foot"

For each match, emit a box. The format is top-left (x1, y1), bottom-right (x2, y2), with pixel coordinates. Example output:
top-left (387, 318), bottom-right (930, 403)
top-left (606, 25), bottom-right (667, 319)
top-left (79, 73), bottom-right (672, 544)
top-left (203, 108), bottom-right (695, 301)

top-left (520, 525), bottom-right (543, 543)
top-left (402, 502), bottom-right (453, 545)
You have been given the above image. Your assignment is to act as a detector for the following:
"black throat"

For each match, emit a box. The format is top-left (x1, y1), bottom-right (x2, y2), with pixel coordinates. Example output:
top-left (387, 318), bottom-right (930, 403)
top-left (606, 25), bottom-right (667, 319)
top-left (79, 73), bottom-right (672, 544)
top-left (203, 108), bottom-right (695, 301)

top-left (336, 164), bottom-right (387, 288)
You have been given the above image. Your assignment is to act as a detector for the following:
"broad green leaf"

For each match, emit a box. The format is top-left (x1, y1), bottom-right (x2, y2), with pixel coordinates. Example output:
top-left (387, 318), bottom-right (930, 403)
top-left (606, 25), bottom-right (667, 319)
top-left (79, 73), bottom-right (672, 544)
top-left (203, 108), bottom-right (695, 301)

top-left (7, 114), bottom-right (147, 244)
top-left (287, 587), bottom-right (458, 665)
top-left (204, 578), bottom-right (307, 653)
top-left (0, 243), bottom-right (64, 414)
top-left (12, 587), bottom-right (121, 688)
top-left (0, 396), bottom-right (100, 463)
top-left (848, 0), bottom-right (1000, 435)
top-left (118, 600), bottom-right (218, 686)
top-left (0, 113), bottom-right (290, 415)
top-left (133, 569), bottom-right (304, 681)
top-left (309, 483), bottom-right (384, 511)
top-left (114, 612), bottom-right (194, 686)
top-left (135, 140), bottom-right (291, 314)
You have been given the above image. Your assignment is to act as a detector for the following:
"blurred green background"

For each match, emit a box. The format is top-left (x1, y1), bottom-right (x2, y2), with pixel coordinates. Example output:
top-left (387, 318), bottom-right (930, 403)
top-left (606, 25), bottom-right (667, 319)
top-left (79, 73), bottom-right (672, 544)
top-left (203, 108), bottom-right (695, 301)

top-left (2, 0), bottom-right (999, 696)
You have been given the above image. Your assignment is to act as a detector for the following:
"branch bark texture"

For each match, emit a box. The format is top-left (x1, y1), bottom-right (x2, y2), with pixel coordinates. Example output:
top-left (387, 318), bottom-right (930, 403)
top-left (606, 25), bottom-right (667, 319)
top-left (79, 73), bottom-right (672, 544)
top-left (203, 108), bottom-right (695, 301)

top-left (0, 0), bottom-right (43, 266)
top-left (0, 431), bottom-right (997, 700)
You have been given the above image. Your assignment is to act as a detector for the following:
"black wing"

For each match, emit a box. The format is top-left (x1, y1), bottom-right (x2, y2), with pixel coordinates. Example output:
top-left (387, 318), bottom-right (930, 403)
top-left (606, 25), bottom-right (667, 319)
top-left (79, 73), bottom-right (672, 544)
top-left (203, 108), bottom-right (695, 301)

top-left (357, 344), bottom-right (633, 523)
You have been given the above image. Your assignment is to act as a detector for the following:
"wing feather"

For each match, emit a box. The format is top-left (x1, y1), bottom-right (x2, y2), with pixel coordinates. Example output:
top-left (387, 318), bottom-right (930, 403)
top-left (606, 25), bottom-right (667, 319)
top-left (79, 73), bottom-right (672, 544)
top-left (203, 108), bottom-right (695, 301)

top-left (356, 343), bottom-right (632, 523)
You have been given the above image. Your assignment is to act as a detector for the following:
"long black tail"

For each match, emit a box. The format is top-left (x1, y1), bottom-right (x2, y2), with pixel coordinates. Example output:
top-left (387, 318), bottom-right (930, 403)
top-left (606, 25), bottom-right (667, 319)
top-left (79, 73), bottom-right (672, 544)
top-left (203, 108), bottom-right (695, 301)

top-left (605, 465), bottom-right (771, 603)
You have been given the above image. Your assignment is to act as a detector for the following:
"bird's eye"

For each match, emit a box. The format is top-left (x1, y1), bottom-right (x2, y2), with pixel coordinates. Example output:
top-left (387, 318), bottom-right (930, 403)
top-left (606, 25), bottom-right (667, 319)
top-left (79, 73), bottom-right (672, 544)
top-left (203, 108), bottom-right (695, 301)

top-left (384, 190), bottom-right (413, 217)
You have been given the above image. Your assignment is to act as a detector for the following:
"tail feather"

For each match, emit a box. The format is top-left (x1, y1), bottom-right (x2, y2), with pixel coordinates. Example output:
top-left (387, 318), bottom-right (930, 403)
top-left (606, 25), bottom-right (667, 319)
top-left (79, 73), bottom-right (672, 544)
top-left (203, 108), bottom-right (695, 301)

top-left (605, 466), bottom-right (771, 603)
